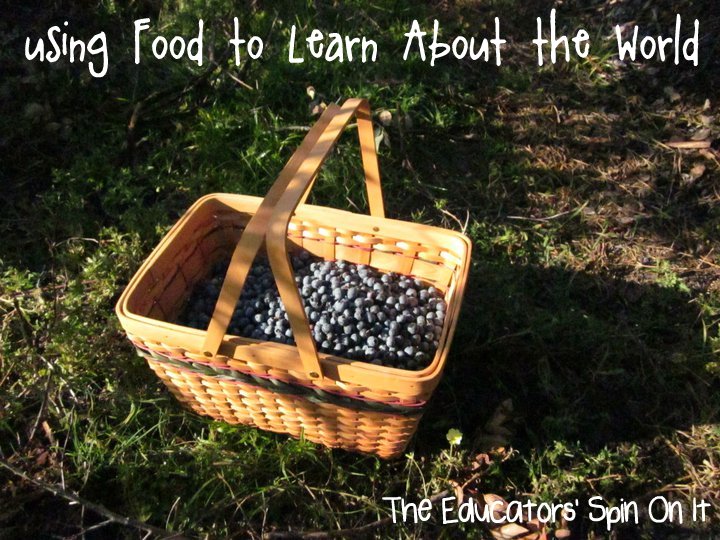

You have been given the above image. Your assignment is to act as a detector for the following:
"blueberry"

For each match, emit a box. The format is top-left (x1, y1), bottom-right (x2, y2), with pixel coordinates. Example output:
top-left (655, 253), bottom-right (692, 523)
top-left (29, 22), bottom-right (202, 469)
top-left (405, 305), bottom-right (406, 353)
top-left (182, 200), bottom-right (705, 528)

top-left (182, 250), bottom-right (445, 370)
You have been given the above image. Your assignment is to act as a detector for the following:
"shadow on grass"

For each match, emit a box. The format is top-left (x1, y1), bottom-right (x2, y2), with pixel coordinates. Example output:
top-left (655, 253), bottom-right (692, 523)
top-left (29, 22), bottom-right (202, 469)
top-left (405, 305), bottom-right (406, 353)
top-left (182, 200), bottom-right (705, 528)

top-left (397, 68), bottom-right (720, 456)
top-left (418, 259), bottom-right (717, 452)
top-left (392, 78), bottom-right (720, 457)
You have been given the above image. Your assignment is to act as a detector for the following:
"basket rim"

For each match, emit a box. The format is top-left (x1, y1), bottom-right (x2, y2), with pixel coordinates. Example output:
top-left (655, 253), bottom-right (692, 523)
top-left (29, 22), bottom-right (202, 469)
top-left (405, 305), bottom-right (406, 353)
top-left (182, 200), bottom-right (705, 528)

top-left (116, 192), bottom-right (472, 390)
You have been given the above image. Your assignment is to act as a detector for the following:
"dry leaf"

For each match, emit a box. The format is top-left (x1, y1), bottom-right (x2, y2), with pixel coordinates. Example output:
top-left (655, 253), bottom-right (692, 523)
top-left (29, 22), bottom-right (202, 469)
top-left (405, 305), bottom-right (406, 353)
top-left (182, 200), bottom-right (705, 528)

top-left (691, 127), bottom-right (712, 141)
top-left (309, 100), bottom-right (326, 116)
top-left (471, 453), bottom-right (492, 470)
top-left (42, 420), bottom-right (55, 444)
top-left (476, 400), bottom-right (515, 450)
top-left (494, 523), bottom-right (530, 538)
top-left (483, 493), bottom-right (508, 521)
top-left (451, 480), bottom-right (464, 504)
top-left (374, 126), bottom-right (384, 150)
top-left (378, 109), bottom-right (392, 126)
top-left (35, 450), bottom-right (49, 466)
top-left (690, 163), bottom-right (706, 179)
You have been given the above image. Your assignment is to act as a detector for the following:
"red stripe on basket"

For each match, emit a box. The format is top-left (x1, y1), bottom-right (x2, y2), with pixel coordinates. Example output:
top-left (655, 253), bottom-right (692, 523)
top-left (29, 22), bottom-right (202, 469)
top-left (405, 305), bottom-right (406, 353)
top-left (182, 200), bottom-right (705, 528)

top-left (131, 340), bottom-right (426, 408)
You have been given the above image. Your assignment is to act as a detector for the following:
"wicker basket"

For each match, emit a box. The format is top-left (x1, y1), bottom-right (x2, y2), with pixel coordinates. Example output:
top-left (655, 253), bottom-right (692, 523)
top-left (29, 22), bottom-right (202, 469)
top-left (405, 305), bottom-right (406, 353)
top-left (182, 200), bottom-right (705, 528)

top-left (116, 99), bottom-right (471, 458)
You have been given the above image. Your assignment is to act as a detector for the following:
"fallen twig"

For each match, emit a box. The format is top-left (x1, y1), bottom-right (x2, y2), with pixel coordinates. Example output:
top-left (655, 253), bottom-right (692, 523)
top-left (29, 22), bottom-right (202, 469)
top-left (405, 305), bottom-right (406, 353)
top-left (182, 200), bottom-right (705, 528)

top-left (0, 459), bottom-right (189, 539)
top-left (439, 207), bottom-right (470, 234)
top-left (226, 71), bottom-right (255, 91)
top-left (664, 140), bottom-right (713, 149)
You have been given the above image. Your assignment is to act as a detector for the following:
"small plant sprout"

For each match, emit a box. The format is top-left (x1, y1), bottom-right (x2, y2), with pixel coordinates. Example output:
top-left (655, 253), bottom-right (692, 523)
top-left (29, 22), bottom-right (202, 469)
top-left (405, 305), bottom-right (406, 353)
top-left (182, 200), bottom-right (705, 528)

top-left (446, 428), bottom-right (463, 447)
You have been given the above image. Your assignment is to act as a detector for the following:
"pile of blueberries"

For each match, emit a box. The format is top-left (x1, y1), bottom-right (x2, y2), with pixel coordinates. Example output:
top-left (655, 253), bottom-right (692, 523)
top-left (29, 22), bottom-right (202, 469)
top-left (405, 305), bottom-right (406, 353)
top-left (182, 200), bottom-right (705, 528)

top-left (179, 250), bottom-right (447, 370)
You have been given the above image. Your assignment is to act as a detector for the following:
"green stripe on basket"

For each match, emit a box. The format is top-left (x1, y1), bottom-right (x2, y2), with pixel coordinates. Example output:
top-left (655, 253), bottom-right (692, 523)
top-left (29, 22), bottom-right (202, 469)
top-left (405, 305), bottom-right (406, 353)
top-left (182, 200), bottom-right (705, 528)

top-left (138, 347), bottom-right (424, 416)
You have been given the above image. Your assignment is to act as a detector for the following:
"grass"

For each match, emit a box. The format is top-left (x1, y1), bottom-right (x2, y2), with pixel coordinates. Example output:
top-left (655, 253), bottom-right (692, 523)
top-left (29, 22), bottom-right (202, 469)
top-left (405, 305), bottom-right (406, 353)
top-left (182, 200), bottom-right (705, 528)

top-left (1, 0), bottom-right (719, 537)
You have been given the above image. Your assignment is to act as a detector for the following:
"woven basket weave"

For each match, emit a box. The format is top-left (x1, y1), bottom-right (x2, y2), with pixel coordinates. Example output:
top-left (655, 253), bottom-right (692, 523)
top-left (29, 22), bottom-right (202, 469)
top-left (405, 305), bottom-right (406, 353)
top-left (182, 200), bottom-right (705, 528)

top-left (116, 99), bottom-right (471, 458)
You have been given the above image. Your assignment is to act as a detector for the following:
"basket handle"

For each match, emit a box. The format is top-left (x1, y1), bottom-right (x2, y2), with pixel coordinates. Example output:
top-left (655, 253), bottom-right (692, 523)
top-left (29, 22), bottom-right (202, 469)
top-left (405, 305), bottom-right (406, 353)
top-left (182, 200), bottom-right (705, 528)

top-left (203, 99), bottom-right (385, 382)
